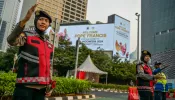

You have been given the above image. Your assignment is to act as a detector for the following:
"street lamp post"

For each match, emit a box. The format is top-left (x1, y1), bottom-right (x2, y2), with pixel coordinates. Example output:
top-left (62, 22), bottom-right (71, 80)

top-left (74, 37), bottom-right (80, 79)
top-left (135, 13), bottom-right (140, 62)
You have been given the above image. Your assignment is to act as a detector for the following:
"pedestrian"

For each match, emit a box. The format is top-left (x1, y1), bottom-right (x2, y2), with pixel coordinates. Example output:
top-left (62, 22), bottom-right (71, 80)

top-left (136, 50), bottom-right (162, 100)
top-left (7, 4), bottom-right (55, 100)
top-left (153, 61), bottom-right (169, 100)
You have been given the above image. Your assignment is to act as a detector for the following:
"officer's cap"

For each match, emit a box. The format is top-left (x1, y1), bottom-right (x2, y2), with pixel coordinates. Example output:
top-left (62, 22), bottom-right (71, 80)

top-left (35, 10), bottom-right (52, 23)
top-left (155, 61), bottom-right (162, 65)
top-left (141, 50), bottom-right (151, 57)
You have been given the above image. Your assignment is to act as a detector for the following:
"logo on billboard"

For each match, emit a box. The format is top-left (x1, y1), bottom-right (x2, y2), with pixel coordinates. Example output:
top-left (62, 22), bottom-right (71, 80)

top-left (86, 27), bottom-right (95, 30)
top-left (120, 22), bottom-right (125, 26)
top-left (87, 27), bottom-right (89, 30)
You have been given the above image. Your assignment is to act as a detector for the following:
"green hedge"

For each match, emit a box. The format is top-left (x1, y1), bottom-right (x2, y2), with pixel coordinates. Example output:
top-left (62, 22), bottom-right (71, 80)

top-left (0, 72), bottom-right (91, 96)
top-left (169, 89), bottom-right (175, 93)
top-left (0, 72), bottom-right (16, 96)
top-left (91, 83), bottom-right (128, 90)
top-left (52, 77), bottom-right (91, 96)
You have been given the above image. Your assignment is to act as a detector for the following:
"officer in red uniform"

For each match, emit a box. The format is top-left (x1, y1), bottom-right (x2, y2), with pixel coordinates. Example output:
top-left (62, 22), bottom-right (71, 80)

top-left (7, 4), bottom-right (55, 100)
top-left (136, 50), bottom-right (162, 100)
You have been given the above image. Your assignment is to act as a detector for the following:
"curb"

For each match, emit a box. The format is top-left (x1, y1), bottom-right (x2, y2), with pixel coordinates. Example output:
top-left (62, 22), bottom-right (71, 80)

top-left (45, 94), bottom-right (95, 100)
top-left (91, 88), bottom-right (128, 93)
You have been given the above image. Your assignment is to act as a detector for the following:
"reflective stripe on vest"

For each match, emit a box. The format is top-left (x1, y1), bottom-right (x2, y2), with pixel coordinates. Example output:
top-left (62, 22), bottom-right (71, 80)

top-left (19, 54), bottom-right (39, 63)
top-left (16, 77), bottom-right (50, 83)
top-left (21, 51), bottom-right (39, 60)
top-left (19, 51), bottom-right (52, 64)
top-left (137, 86), bottom-right (152, 90)
top-left (137, 86), bottom-right (154, 93)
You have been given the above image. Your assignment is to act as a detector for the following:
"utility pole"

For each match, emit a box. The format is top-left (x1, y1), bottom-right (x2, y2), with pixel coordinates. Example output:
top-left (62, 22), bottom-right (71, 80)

top-left (135, 13), bottom-right (140, 62)
top-left (74, 37), bottom-right (80, 79)
top-left (51, 18), bottom-right (60, 77)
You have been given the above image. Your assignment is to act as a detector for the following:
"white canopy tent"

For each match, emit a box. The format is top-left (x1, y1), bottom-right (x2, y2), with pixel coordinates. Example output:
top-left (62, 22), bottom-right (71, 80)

top-left (77, 55), bottom-right (108, 84)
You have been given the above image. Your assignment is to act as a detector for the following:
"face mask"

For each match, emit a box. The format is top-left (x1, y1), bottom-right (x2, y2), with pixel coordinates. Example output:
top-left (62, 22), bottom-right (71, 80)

top-left (148, 58), bottom-right (152, 66)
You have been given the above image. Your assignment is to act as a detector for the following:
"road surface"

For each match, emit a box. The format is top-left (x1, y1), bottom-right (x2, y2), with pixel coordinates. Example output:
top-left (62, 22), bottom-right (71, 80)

top-left (90, 91), bottom-right (128, 100)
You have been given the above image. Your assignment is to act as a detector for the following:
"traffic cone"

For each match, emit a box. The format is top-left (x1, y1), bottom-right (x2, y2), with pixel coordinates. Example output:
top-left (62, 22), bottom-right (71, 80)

top-left (173, 91), bottom-right (175, 98)
top-left (128, 87), bottom-right (139, 100)
top-left (166, 92), bottom-right (170, 98)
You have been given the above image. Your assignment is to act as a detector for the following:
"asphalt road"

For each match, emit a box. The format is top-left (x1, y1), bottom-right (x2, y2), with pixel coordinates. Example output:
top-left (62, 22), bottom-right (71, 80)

top-left (89, 91), bottom-right (128, 100)
top-left (88, 91), bottom-right (175, 100)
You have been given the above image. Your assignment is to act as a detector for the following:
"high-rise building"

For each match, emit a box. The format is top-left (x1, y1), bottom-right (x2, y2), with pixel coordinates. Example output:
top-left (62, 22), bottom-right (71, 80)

top-left (16, 0), bottom-right (23, 23)
top-left (0, 0), bottom-right (5, 17)
top-left (0, 0), bottom-right (22, 51)
top-left (0, 20), bottom-right (7, 49)
top-left (141, 0), bottom-right (175, 78)
top-left (0, 0), bottom-right (5, 50)
top-left (20, 0), bottom-right (88, 28)
top-left (60, 0), bottom-right (88, 23)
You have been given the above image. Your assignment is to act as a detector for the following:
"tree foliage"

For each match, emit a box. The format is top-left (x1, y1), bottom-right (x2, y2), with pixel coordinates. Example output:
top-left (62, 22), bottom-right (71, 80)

top-left (0, 47), bottom-right (18, 72)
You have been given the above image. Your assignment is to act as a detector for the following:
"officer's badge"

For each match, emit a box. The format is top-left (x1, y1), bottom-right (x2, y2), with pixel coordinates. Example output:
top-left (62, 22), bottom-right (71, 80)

top-left (140, 66), bottom-right (144, 71)
top-left (143, 50), bottom-right (147, 54)
top-left (36, 11), bottom-right (40, 16)
top-left (20, 33), bottom-right (25, 37)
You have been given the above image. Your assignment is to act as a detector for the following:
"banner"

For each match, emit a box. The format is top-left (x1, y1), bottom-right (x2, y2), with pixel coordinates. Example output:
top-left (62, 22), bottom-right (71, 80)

top-left (58, 15), bottom-right (130, 60)
top-left (58, 24), bottom-right (114, 50)
top-left (113, 15), bottom-right (130, 60)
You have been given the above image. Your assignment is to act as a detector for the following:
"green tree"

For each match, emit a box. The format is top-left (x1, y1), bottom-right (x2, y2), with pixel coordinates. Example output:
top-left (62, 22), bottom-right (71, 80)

top-left (105, 55), bottom-right (136, 84)
top-left (0, 47), bottom-right (18, 72)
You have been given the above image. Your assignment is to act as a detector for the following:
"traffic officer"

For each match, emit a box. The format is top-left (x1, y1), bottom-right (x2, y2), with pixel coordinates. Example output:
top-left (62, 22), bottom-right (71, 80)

top-left (136, 50), bottom-right (162, 100)
top-left (7, 4), bottom-right (55, 100)
top-left (153, 61), bottom-right (168, 100)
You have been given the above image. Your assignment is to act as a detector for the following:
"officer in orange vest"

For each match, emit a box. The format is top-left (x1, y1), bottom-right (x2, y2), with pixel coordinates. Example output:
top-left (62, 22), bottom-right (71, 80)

top-left (7, 4), bottom-right (55, 100)
top-left (136, 50), bottom-right (162, 100)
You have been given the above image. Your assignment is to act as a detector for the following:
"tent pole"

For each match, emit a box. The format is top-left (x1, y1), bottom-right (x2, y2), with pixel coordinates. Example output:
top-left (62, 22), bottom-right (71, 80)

top-left (106, 74), bottom-right (108, 85)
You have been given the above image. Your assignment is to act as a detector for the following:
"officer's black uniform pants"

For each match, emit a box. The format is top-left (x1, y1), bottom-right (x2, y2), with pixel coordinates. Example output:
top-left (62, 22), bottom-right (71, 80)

top-left (12, 85), bottom-right (46, 100)
top-left (154, 91), bottom-right (166, 100)
top-left (138, 90), bottom-right (153, 100)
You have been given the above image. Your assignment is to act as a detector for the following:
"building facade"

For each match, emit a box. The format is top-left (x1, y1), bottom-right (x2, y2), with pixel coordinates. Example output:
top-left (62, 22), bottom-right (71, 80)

top-left (141, 0), bottom-right (175, 78)
top-left (61, 0), bottom-right (88, 23)
top-left (20, 0), bottom-right (88, 28)
top-left (0, 0), bottom-right (22, 51)
top-left (0, 0), bottom-right (5, 17)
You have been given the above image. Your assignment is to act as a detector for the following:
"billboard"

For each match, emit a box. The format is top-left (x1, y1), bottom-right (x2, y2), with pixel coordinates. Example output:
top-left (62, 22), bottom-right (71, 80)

top-left (58, 15), bottom-right (130, 60)
top-left (58, 24), bottom-right (114, 50)
top-left (113, 16), bottom-right (130, 60)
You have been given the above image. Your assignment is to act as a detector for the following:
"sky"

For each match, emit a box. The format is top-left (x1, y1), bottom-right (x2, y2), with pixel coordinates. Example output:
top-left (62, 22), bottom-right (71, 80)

top-left (86, 0), bottom-right (141, 53)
